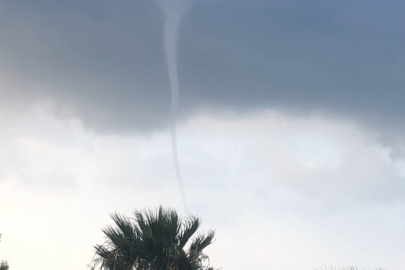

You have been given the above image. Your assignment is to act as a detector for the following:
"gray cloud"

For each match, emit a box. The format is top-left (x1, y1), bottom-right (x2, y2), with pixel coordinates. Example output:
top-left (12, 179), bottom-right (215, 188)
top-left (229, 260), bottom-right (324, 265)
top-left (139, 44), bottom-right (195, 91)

top-left (1, 0), bottom-right (405, 141)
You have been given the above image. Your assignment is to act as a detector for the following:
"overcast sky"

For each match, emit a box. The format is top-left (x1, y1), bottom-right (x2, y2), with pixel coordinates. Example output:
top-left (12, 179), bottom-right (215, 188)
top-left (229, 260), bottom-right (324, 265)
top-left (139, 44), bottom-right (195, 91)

top-left (1, 0), bottom-right (405, 269)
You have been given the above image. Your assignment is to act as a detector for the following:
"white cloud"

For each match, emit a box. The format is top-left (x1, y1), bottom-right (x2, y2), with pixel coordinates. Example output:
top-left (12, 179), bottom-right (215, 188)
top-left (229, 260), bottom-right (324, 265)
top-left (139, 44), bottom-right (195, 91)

top-left (0, 106), bottom-right (404, 269)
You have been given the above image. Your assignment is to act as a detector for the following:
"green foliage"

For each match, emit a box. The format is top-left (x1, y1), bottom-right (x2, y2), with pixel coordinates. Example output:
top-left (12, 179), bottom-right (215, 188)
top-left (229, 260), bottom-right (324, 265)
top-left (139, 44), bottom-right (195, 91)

top-left (90, 206), bottom-right (216, 270)
top-left (0, 261), bottom-right (9, 270)
top-left (0, 234), bottom-right (9, 270)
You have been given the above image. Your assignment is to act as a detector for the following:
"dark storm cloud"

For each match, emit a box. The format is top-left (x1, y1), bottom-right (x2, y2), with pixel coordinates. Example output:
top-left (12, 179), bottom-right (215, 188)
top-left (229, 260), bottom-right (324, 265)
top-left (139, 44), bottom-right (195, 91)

top-left (1, 0), bottom-right (405, 137)
top-left (1, 0), bottom-right (169, 132)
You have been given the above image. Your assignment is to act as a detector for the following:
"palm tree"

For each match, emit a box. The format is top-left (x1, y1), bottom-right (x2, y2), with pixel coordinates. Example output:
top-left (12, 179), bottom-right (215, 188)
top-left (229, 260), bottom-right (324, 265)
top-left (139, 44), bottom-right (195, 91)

top-left (90, 206), bottom-right (216, 270)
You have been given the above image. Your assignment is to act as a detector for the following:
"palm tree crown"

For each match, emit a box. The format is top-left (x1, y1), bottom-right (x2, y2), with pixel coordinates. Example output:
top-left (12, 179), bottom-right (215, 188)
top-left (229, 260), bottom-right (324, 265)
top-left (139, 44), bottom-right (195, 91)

top-left (90, 206), bottom-right (216, 270)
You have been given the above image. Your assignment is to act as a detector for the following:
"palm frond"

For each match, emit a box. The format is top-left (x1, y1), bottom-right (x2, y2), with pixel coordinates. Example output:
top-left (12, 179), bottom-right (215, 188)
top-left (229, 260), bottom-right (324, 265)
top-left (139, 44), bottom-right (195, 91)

top-left (179, 216), bottom-right (201, 249)
top-left (110, 213), bottom-right (137, 239)
top-left (188, 230), bottom-right (215, 259)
